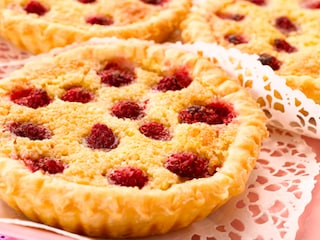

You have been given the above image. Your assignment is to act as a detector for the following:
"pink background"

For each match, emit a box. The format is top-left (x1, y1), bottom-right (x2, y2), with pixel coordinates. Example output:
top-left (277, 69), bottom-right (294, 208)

top-left (296, 137), bottom-right (320, 240)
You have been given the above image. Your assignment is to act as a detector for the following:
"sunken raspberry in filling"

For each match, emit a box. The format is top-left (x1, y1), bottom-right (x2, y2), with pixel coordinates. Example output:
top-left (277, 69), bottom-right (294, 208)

top-left (215, 12), bottom-right (245, 21)
top-left (273, 39), bottom-right (297, 53)
top-left (139, 122), bottom-right (172, 141)
top-left (86, 15), bottom-right (114, 25)
top-left (23, 1), bottom-right (48, 16)
top-left (111, 101), bottom-right (144, 120)
top-left (155, 69), bottom-right (192, 92)
top-left (245, 0), bottom-right (266, 6)
top-left (22, 157), bottom-right (65, 174)
top-left (225, 34), bottom-right (248, 45)
top-left (275, 16), bottom-right (297, 34)
top-left (61, 87), bottom-right (94, 103)
top-left (140, 0), bottom-right (167, 5)
top-left (6, 122), bottom-right (51, 140)
top-left (164, 152), bottom-right (211, 179)
top-left (178, 102), bottom-right (236, 125)
top-left (99, 62), bottom-right (136, 87)
top-left (86, 123), bottom-right (118, 150)
top-left (108, 166), bottom-right (148, 189)
top-left (78, 0), bottom-right (96, 3)
top-left (10, 88), bottom-right (51, 109)
top-left (258, 53), bottom-right (282, 71)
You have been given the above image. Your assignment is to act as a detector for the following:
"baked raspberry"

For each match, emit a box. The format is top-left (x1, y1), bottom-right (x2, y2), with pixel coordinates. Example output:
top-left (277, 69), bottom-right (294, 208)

top-left (206, 102), bottom-right (236, 124)
top-left (24, 1), bottom-right (48, 16)
top-left (78, 0), bottom-right (96, 3)
top-left (178, 105), bottom-right (207, 124)
top-left (140, 0), bottom-right (167, 4)
top-left (273, 39), bottom-right (297, 53)
top-left (6, 122), bottom-right (51, 140)
top-left (216, 12), bottom-right (245, 21)
top-left (10, 88), bottom-right (51, 109)
top-left (178, 102), bottom-right (236, 125)
top-left (108, 166), bottom-right (148, 189)
top-left (275, 16), bottom-right (297, 33)
top-left (139, 122), bottom-right (172, 141)
top-left (225, 34), bottom-right (248, 45)
top-left (258, 53), bottom-right (282, 71)
top-left (111, 101), bottom-right (144, 120)
top-left (245, 0), bottom-right (266, 5)
top-left (155, 69), bottom-right (192, 92)
top-left (86, 123), bottom-right (118, 150)
top-left (99, 62), bottom-right (136, 87)
top-left (302, 1), bottom-right (320, 9)
top-left (61, 87), bottom-right (94, 103)
top-left (22, 157), bottom-right (65, 174)
top-left (164, 152), bottom-right (209, 178)
top-left (86, 16), bottom-right (113, 25)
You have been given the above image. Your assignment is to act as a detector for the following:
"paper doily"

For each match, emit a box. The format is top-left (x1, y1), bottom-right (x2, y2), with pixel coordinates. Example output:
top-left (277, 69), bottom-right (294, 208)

top-left (174, 42), bottom-right (320, 139)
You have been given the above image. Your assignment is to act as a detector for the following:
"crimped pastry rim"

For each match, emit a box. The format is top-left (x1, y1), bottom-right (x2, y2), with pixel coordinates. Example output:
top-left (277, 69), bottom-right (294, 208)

top-left (0, 39), bottom-right (268, 238)
top-left (0, 0), bottom-right (192, 53)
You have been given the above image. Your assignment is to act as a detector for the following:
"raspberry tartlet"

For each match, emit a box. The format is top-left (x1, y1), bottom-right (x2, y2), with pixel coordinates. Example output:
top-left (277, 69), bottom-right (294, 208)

top-left (181, 0), bottom-right (320, 104)
top-left (0, 0), bottom-right (191, 54)
top-left (0, 39), bottom-right (267, 238)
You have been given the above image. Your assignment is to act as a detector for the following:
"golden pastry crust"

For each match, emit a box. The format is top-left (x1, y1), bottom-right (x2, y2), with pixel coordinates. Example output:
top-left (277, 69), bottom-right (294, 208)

top-left (181, 0), bottom-right (320, 104)
top-left (0, 0), bottom-right (191, 54)
top-left (0, 39), bottom-right (267, 238)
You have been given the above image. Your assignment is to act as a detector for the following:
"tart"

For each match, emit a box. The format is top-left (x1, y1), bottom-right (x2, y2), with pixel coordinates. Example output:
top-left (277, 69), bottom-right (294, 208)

top-left (0, 38), bottom-right (267, 238)
top-left (0, 0), bottom-right (191, 54)
top-left (181, 0), bottom-right (320, 104)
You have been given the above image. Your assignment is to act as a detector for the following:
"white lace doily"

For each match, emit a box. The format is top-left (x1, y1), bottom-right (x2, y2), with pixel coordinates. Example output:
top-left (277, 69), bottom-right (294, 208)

top-left (0, 37), bottom-right (319, 240)
top-left (174, 42), bottom-right (320, 140)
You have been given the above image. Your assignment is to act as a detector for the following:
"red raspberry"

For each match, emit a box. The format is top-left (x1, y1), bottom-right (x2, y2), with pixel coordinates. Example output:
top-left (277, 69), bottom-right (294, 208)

top-left (164, 152), bottom-right (209, 179)
top-left (61, 87), bottom-right (94, 103)
top-left (22, 157), bottom-right (65, 174)
top-left (225, 34), bottom-right (248, 45)
top-left (206, 102), bottom-right (236, 124)
top-left (24, 1), bottom-right (48, 16)
top-left (216, 12), bottom-right (245, 21)
top-left (86, 123), bottom-right (118, 150)
top-left (86, 16), bottom-right (113, 25)
top-left (108, 166), bottom-right (148, 189)
top-left (10, 88), bottom-right (51, 109)
top-left (78, 0), bottom-right (96, 3)
top-left (302, 1), bottom-right (320, 9)
top-left (140, 0), bottom-right (167, 4)
top-left (273, 39), bottom-right (297, 53)
top-left (178, 105), bottom-right (208, 124)
top-left (139, 122), bottom-right (172, 141)
top-left (178, 102), bottom-right (236, 125)
top-left (245, 0), bottom-right (266, 5)
top-left (155, 69), bottom-right (192, 92)
top-left (6, 122), bottom-right (51, 140)
top-left (99, 62), bottom-right (135, 87)
top-left (258, 53), bottom-right (282, 70)
top-left (275, 16), bottom-right (297, 33)
top-left (111, 101), bottom-right (144, 120)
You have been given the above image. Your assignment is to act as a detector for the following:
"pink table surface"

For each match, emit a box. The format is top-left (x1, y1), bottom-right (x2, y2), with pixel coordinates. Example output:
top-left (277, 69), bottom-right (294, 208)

top-left (296, 137), bottom-right (320, 240)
